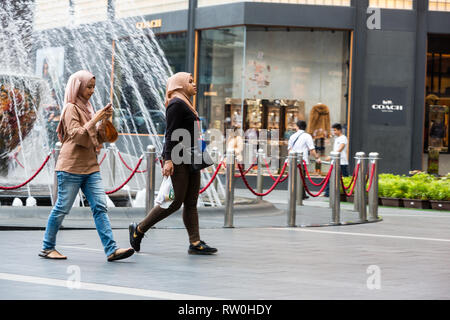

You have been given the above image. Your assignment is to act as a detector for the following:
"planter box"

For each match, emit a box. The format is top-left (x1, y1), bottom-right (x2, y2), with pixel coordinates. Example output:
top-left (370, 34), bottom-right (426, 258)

top-left (429, 200), bottom-right (450, 211)
top-left (402, 199), bottom-right (431, 209)
top-left (345, 195), bottom-right (354, 203)
top-left (380, 197), bottom-right (403, 207)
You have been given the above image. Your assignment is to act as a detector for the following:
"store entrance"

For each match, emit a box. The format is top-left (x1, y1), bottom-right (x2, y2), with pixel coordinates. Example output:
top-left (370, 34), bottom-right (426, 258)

top-left (424, 34), bottom-right (450, 175)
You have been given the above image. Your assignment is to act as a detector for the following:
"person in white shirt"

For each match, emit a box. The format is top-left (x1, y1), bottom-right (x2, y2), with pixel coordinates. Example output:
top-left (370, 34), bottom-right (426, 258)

top-left (288, 120), bottom-right (321, 199)
top-left (288, 120), bottom-right (321, 164)
top-left (324, 123), bottom-right (349, 197)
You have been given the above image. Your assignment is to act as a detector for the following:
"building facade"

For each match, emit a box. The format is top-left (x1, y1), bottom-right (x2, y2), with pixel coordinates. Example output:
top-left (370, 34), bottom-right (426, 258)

top-left (32, 0), bottom-right (450, 174)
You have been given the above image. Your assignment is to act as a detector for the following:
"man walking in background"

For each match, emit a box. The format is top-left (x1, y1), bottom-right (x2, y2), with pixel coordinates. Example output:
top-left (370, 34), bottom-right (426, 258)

top-left (288, 120), bottom-right (321, 199)
top-left (324, 123), bottom-right (349, 197)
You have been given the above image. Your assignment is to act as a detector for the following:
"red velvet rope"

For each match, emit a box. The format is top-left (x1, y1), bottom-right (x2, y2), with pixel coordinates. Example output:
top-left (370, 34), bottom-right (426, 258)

top-left (302, 160), bottom-right (329, 186)
top-left (117, 151), bottom-right (147, 173)
top-left (106, 156), bottom-right (143, 195)
top-left (366, 163), bottom-right (376, 192)
top-left (298, 163), bottom-right (333, 197)
top-left (263, 158), bottom-right (289, 182)
top-left (12, 153), bottom-right (25, 169)
top-left (234, 162), bottom-right (257, 178)
top-left (0, 154), bottom-right (51, 190)
top-left (199, 162), bottom-right (223, 194)
top-left (341, 163), bottom-right (360, 197)
top-left (98, 151), bottom-right (108, 166)
top-left (237, 161), bottom-right (288, 196)
top-left (341, 167), bottom-right (357, 190)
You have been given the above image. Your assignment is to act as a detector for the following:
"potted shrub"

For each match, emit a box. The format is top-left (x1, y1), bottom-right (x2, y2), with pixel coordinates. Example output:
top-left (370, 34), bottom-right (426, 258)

top-left (402, 173), bottom-right (432, 209)
top-left (427, 178), bottom-right (450, 210)
top-left (378, 174), bottom-right (406, 207)
top-left (340, 176), bottom-right (354, 202)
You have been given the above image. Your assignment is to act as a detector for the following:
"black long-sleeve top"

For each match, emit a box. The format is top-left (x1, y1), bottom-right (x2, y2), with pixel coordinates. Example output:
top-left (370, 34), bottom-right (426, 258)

top-left (163, 98), bottom-right (199, 162)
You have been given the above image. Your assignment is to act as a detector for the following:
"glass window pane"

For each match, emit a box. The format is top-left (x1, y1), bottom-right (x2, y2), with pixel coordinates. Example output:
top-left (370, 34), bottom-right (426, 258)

top-left (155, 32), bottom-right (187, 74)
top-left (116, 0), bottom-right (188, 19)
top-left (429, 0), bottom-right (450, 11)
top-left (197, 27), bottom-right (246, 134)
top-left (369, 0), bottom-right (413, 9)
top-left (424, 35), bottom-right (450, 154)
top-left (244, 27), bottom-right (350, 162)
top-left (73, 0), bottom-right (107, 25)
top-left (34, 0), bottom-right (71, 30)
top-left (198, 0), bottom-right (351, 7)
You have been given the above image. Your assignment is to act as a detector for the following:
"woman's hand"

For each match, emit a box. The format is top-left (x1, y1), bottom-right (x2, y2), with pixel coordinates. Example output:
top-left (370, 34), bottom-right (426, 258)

top-left (93, 103), bottom-right (113, 123)
top-left (163, 160), bottom-right (174, 177)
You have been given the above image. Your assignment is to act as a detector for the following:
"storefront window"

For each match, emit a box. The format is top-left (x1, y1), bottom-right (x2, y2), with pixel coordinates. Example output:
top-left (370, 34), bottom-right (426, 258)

top-left (155, 32), bottom-right (187, 74)
top-left (198, 0), bottom-right (351, 7)
top-left (429, 0), bottom-right (450, 11)
top-left (369, 0), bottom-right (413, 9)
top-left (34, 0), bottom-right (71, 30)
top-left (116, 0), bottom-right (188, 19)
top-left (197, 27), bottom-right (246, 133)
top-left (424, 34), bottom-right (450, 154)
top-left (197, 26), bottom-right (350, 168)
top-left (244, 27), bottom-right (350, 162)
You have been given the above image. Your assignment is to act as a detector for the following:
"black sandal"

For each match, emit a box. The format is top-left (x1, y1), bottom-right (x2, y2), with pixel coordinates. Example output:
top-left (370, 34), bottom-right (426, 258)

top-left (107, 248), bottom-right (135, 262)
top-left (38, 249), bottom-right (67, 260)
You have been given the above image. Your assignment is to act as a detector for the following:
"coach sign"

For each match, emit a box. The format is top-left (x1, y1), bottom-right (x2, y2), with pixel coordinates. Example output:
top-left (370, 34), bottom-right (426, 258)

top-left (368, 86), bottom-right (407, 126)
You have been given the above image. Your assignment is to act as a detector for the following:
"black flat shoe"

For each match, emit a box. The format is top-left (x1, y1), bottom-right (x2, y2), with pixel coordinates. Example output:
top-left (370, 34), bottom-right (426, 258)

top-left (129, 222), bottom-right (144, 252)
top-left (107, 248), bottom-right (135, 262)
top-left (188, 240), bottom-right (217, 255)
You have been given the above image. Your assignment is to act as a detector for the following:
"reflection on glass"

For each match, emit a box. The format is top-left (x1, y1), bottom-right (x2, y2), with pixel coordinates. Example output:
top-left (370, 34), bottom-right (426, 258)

top-left (198, 27), bottom-right (246, 133)
top-left (156, 32), bottom-right (187, 74)
top-left (424, 36), bottom-right (450, 154)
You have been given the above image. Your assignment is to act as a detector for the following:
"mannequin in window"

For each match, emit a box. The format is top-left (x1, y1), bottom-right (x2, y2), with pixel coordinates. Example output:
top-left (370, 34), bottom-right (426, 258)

top-left (307, 103), bottom-right (331, 174)
top-left (430, 117), bottom-right (446, 149)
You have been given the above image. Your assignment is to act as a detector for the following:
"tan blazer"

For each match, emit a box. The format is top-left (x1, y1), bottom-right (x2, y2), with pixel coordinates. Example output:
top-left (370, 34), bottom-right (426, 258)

top-left (55, 103), bottom-right (113, 174)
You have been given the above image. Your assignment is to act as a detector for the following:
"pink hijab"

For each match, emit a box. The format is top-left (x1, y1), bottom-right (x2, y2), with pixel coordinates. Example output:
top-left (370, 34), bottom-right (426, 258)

top-left (57, 70), bottom-right (96, 142)
top-left (164, 72), bottom-right (198, 117)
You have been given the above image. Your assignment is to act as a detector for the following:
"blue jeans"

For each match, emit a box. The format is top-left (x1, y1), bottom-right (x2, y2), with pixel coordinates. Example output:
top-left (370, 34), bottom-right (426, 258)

top-left (42, 171), bottom-right (117, 257)
top-left (324, 165), bottom-right (349, 197)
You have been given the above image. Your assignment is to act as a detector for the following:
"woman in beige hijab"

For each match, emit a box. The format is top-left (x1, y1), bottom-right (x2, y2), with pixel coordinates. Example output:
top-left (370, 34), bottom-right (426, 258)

top-left (129, 72), bottom-right (217, 255)
top-left (39, 70), bottom-right (135, 262)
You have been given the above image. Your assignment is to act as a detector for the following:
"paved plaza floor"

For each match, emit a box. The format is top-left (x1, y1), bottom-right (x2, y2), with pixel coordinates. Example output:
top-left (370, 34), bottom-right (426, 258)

top-left (0, 190), bottom-right (449, 300)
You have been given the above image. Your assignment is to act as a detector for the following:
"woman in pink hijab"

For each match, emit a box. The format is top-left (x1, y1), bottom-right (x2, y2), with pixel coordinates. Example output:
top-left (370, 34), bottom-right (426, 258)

top-left (129, 72), bottom-right (217, 255)
top-left (39, 70), bottom-right (135, 262)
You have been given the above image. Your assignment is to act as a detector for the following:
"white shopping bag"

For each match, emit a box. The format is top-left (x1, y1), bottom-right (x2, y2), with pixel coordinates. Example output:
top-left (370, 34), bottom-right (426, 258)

top-left (155, 176), bottom-right (175, 209)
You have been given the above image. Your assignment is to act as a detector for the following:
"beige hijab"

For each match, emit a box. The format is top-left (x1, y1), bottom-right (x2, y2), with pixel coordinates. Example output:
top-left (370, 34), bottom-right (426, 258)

top-left (57, 70), bottom-right (96, 142)
top-left (164, 72), bottom-right (198, 117)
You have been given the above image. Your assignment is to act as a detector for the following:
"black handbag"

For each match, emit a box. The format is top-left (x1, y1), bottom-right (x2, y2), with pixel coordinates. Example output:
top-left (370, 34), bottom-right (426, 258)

top-left (187, 145), bottom-right (214, 172)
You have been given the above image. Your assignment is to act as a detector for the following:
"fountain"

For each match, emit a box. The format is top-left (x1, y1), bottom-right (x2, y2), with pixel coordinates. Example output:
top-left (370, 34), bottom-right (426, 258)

top-left (0, 0), bottom-right (224, 208)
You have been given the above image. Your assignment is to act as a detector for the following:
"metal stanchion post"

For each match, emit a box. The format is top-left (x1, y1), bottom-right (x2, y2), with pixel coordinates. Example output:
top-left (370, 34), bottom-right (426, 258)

top-left (256, 148), bottom-right (264, 201)
top-left (52, 142), bottom-right (62, 206)
top-left (353, 152), bottom-right (362, 213)
top-left (287, 151), bottom-right (298, 227)
top-left (330, 151), bottom-right (341, 225)
top-left (354, 152), bottom-right (367, 221)
top-left (145, 145), bottom-right (156, 214)
top-left (329, 159), bottom-right (335, 209)
top-left (368, 152), bottom-right (379, 221)
top-left (211, 147), bottom-right (219, 191)
top-left (109, 143), bottom-right (116, 186)
top-left (224, 150), bottom-right (235, 228)
top-left (296, 152), bottom-right (303, 206)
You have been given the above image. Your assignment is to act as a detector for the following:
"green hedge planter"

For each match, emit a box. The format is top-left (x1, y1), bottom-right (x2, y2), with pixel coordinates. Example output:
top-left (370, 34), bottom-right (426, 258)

top-left (402, 199), bottom-right (431, 209)
top-left (429, 200), bottom-right (450, 210)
